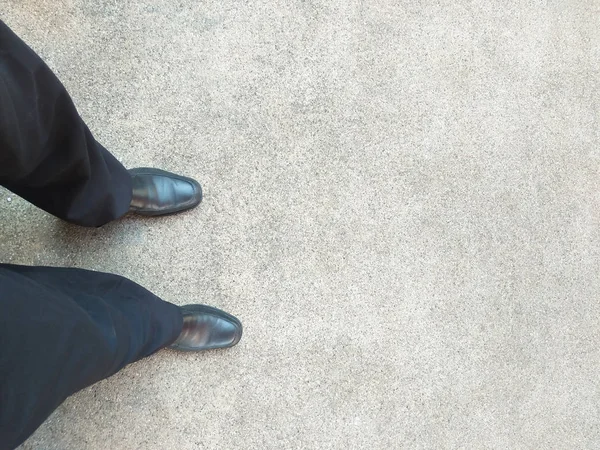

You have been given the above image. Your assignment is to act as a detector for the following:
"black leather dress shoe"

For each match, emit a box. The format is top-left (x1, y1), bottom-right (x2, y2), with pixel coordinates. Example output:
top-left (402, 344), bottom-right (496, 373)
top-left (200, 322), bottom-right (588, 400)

top-left (170, 305), bottom-right (243, 351)
top-left (129, 168), bottom-right (202, 216)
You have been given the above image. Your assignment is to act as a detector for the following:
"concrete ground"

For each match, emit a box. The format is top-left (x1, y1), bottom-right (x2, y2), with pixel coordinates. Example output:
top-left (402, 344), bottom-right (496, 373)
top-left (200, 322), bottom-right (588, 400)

top-left (1, 1), bottom-right (599, 449)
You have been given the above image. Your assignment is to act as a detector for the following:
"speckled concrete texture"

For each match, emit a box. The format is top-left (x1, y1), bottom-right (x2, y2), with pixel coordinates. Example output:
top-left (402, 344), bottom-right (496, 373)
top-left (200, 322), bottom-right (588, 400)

top-left (2, 1), bottom-right (600, 449)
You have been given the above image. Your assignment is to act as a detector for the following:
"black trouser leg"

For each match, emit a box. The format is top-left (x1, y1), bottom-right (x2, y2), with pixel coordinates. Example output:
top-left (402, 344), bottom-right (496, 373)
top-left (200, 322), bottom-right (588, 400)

top-left (0, 19), bottom-right (132, 227)
top-left (0, 264), bottom-right (183, 450)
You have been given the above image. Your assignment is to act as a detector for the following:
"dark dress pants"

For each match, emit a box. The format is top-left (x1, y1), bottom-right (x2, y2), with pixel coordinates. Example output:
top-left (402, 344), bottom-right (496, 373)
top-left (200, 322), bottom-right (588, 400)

top-left (0, 20), bottom-right (184, 450)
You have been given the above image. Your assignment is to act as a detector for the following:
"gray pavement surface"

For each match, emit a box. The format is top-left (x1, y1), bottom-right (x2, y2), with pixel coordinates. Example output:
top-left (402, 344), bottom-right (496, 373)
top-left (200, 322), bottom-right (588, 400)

top-left (1, 1), bottom-right (600, 449)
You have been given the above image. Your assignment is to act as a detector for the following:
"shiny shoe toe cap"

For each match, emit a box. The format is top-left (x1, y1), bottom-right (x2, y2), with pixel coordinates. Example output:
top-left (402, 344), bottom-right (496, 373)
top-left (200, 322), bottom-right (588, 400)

top-left (170, 305), bottom-right (242, 352)
top-left (128, 167), bottom-right (202, 216)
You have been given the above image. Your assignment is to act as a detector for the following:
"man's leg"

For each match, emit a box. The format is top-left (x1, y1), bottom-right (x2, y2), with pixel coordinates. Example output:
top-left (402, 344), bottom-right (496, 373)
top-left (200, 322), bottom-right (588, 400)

top-left (0, 264), bottom-right (184, 450)
top-left (0, 19), bottom-right (132, 227)
top-left (0, 19), bottom-right (204, 226)
top-left (0, 264), bottom-right (242, 450)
